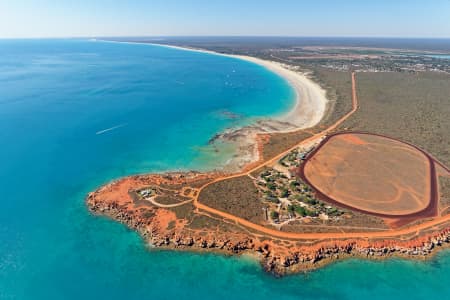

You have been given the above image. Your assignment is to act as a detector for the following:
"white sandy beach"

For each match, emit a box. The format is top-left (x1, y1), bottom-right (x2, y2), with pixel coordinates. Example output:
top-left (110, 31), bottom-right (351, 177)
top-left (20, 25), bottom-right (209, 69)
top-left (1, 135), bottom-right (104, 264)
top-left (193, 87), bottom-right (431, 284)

top-left (149, 43), bottom-right (330, 171)
top-left (149, 43), bottom-right (328, 131)
top-left (233, 55), bottom-right (328, 130)
top-left (98, 40), bottom-right (329, 171)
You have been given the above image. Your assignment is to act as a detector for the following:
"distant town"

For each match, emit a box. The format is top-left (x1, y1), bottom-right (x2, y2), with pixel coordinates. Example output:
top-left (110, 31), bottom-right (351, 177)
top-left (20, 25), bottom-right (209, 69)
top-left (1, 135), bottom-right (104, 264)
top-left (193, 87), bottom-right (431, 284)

top-left (266, 46), bottom-right (450, 73)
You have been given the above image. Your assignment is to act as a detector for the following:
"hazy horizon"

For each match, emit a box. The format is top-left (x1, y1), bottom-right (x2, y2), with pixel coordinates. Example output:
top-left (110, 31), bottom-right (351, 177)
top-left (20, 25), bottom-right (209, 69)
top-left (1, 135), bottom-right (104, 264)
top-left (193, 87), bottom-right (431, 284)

top-left (2, 35), bottom-right (450, 40)
top-left (1, 0), bottom-right (450, 39)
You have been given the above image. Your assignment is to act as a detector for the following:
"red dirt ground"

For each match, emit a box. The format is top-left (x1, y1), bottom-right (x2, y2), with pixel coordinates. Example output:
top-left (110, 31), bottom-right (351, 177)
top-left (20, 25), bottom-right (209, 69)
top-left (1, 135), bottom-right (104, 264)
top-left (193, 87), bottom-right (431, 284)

top-left (300, 132), bottom-right (438, 222)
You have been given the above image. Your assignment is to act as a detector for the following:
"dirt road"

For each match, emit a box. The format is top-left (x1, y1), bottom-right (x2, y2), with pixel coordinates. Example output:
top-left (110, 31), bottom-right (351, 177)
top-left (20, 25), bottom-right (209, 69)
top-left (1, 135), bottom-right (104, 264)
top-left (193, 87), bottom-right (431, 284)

top-left (191, 71), bottom-right (450, 241)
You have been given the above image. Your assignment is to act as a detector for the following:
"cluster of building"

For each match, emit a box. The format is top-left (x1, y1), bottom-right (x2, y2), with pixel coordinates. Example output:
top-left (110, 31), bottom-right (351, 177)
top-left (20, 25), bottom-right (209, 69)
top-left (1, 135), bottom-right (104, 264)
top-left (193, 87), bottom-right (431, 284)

top-left (268, 48), bottom-right (450, 73)
top-left (255, 146), bottom-right (345, 226)
top-left (137, 187), bottom-right (156, 200)
top-left (317, 55), bottom-right (450, 73)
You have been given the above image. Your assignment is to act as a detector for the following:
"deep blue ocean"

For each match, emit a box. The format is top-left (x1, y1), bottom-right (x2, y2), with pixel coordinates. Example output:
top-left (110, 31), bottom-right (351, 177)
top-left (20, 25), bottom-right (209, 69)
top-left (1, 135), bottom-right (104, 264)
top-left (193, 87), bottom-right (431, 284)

top-left (1, 39), bottom-right (450, 299)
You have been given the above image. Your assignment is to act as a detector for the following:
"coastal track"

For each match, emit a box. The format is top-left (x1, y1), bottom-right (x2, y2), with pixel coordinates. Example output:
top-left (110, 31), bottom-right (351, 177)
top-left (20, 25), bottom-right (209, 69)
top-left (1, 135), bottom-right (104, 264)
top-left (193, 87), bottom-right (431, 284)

top-left (195, 72), bottom-right (358, 189)
top-left (190, 71), bottom-right (450, 241)
top-left (148, 197), bottom-right (193, 208)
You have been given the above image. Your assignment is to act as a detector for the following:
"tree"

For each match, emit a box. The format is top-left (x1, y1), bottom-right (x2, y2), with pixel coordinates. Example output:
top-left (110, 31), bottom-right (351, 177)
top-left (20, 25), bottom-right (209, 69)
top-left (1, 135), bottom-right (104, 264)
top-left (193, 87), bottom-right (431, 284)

top-left (292, 205), bottom-right (307, 217)
top-left (306, 198), bottom-right (318, 205)
top-left (289, 181), bottom-right (299, 190)
top-left (287, 205), bottom-right (295, 213)
top-left (280, 188), bottom-right (289, 198)
top-left (305, 209), bottom-right (318, 217)
top-left (267, 182), bottom-right (276, 191)
top-left (270, 211), bottom-right (279, 220)
top-left (266, 196), bottom-right (280, 204)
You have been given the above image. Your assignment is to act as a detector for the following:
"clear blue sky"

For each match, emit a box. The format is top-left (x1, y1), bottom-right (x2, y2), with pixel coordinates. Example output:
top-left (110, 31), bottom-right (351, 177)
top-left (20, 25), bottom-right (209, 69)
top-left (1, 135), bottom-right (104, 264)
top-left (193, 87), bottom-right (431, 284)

top-left (1, 0), bottom-right (450, 38)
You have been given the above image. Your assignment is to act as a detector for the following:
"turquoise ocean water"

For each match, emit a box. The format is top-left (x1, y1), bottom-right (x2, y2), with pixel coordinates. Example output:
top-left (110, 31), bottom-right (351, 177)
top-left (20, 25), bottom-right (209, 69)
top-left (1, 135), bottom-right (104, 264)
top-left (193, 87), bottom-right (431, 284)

top-left (427, 54), bottom-right (450, 59)
top-left (1, 39), bottom-right (450, 299)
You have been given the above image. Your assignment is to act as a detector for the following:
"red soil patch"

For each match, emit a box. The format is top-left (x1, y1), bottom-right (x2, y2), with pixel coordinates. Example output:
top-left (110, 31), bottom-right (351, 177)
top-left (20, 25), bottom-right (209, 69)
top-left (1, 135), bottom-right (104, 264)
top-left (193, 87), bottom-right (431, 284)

top-left (242, 133), bottom-right (271, 172)
top-left (153, 209), bottom-right (177, 231)
top-left (340, 134), bottom-right (367, 145)
top-left (299, 132), bottom-right (438, 224)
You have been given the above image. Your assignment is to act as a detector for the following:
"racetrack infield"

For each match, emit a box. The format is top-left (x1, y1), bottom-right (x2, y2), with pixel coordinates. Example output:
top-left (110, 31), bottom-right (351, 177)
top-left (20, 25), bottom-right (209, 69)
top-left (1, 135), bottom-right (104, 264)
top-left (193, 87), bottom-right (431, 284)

top-left (299, 132), bottom-right (439, 220)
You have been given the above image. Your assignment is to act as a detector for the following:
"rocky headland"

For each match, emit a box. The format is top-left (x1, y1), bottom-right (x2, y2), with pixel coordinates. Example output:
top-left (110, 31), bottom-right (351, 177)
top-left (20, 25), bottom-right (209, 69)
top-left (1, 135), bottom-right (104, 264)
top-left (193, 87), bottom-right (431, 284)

top-left (87, 172), bottom-right (450, 276)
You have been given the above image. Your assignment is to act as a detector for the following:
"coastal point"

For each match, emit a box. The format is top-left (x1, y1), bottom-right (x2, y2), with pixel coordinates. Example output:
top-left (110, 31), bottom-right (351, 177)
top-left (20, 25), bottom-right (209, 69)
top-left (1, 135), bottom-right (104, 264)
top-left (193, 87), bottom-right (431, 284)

top-left (88, 46), bottom-right (450, 275)
top-left (4, 1), bottom-right (450, 298)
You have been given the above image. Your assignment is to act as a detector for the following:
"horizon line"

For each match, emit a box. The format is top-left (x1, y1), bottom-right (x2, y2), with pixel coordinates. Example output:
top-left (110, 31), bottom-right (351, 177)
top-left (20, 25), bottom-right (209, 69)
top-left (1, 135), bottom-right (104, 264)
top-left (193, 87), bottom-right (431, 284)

top-left (1, 35), bottom-right (450, 40)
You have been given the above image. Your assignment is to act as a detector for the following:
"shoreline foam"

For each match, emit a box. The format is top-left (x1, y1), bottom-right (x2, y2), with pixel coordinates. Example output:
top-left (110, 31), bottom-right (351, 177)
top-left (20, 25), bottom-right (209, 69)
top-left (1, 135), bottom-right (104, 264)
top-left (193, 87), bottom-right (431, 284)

top-left (98, 39), bottom-right (329, 172)
top-left (85, 44), bottom-right (450, 275)
top-left (147, 43), bottom-right (328, 130)
top-left (146, 43), bottom-right (328, 171)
